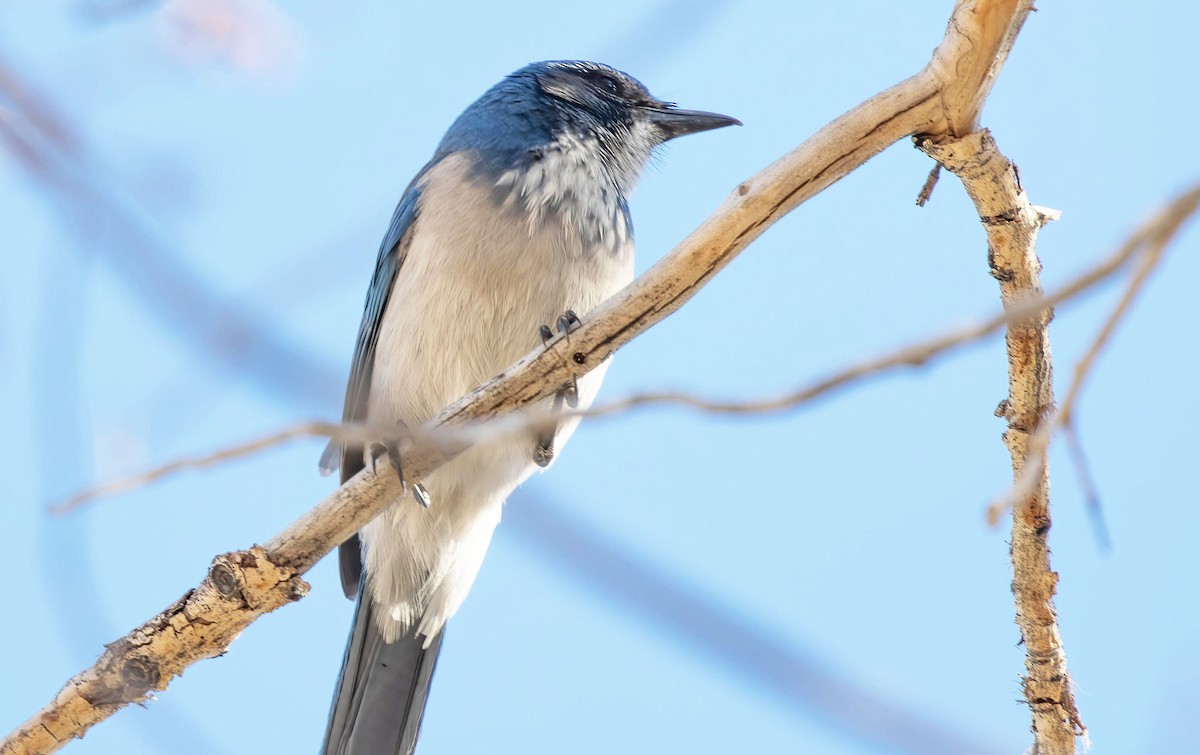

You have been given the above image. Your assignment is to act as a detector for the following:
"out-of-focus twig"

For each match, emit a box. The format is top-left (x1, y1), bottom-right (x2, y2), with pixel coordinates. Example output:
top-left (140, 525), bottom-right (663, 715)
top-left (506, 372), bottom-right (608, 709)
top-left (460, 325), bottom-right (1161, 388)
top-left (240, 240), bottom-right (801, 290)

top-left (1061, 424), bottom-right (1109, 550)
top-left (156, 0), bottom-right (304, 78)
top-left (506, 491), bottom-right (1008, 755)
top-left (76, 0), bottom-right (161, 24)
top-left (54, 209), bottom-right (1160, 515)
top-left (986, 182), bottom-right (1200, 523)
top-left (0, 55), bottom-right (343, 412)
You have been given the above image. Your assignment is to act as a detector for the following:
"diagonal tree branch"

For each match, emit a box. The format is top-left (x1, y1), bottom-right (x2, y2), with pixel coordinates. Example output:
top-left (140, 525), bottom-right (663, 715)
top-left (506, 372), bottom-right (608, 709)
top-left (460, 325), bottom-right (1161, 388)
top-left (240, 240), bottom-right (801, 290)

top-left (0, 2), bottom-right (1037, 753)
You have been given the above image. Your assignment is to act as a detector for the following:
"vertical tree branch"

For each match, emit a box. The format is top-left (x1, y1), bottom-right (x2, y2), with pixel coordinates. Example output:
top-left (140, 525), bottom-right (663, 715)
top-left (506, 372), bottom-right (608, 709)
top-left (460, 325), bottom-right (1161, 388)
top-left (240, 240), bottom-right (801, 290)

top-left (916, 131), bottom-right (1083, 754)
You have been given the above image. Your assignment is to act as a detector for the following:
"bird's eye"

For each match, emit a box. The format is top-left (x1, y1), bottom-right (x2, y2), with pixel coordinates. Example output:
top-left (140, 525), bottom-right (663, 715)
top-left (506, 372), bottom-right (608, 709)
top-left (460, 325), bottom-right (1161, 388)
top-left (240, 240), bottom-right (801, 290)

top-left (596, 75), bottom-right (621, 96)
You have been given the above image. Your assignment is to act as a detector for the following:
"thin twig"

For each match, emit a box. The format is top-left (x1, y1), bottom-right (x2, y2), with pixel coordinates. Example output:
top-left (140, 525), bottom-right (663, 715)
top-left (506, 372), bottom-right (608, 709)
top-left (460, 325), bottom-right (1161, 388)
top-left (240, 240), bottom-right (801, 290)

top-left (507, 492), bottom-right (1008, 755)
top-left (51, 423), bottom-right (348, 514)
top-left (916, 163), bottom-right (941, 206)
top-left (1061, 424), bottom-right (1109, 551)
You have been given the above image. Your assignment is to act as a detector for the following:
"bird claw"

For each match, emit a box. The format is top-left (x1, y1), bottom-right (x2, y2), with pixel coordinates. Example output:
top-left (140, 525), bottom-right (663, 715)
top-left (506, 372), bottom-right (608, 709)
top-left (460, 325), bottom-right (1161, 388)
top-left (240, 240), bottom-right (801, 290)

top-left (540, 309), bottom-right (581, 347)
top-left (412, 482), bottom-right (431, 509)
top-left (533, 441), bottom-right (554, 468)
top-left (556, 309), bottom-right (581, 336)
top-left (560, 376), bottom-right (579, 409)
top-left (367, 425), bottom-right (433, 508)
top-left (367, 439), bottom-right (407, 491)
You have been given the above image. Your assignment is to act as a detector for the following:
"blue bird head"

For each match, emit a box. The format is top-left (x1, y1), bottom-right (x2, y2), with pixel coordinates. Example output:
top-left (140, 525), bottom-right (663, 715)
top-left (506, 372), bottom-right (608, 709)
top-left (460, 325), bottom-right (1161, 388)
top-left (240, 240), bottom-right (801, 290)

top-left (436, 60), bottom-right (740, 197)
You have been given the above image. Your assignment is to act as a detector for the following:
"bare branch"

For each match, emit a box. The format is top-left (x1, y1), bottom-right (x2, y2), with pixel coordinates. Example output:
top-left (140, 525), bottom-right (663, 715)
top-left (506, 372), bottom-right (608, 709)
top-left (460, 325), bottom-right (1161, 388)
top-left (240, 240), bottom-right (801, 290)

top-left (912, 128), bottom-right (1198, 752)
top-left (0, 3), bottom-right (1039, 753)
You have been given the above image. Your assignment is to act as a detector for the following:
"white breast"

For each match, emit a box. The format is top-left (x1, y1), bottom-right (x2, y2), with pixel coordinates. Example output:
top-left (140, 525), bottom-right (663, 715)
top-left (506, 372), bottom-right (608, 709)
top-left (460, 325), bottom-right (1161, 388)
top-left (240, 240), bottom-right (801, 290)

top-left (362, 150), bottom-right (634, 644)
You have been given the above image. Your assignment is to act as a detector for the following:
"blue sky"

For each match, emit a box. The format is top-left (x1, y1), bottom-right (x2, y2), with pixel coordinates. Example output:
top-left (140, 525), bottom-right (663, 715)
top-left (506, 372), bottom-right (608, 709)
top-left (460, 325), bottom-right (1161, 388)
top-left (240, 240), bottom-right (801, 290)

top-left (2, 2), bottom-right (1198, 753)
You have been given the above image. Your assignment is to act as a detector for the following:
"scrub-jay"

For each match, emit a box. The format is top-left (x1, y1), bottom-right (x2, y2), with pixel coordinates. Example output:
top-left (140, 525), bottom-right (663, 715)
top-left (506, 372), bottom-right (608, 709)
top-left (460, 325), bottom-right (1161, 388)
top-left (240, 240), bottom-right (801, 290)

top-left (320, 60), bottom-right (738, 754)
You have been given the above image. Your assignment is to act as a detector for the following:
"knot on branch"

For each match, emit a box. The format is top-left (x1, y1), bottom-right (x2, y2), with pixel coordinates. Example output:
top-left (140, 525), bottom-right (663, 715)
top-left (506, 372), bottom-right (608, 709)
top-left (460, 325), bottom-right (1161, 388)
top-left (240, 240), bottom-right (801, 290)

top-left (1022, 674), bottom-right (1087, 738)
top-left (998, 399), bottom-right (1055, 434)
top-left (119, 656), bottom-right (160, 698)
top-left (78, 651), bottom-right (161, 707)
top-left (914, 131), bottom-right (1038, 230)
top-left (207, 546), bottom-right (309, 610)
top-left (1, 546), bottom-right (311, 754)
top-left (914, 130), bottom-right (1001, 179)
top-left (66, 548), bottom-right (310, 712)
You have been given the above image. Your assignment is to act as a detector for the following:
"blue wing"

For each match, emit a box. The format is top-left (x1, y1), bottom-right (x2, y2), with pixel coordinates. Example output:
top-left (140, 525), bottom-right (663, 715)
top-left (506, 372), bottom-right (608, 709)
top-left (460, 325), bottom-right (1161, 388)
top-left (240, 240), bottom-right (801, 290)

top-left (321, 160), bottom-right (455, 755)
top-left (320, 162), bottom-right (433, 596)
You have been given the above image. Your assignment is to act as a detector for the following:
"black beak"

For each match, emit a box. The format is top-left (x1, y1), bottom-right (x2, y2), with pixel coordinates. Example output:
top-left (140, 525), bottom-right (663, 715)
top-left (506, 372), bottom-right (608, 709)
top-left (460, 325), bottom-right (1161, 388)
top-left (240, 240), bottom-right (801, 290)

top-left (645, 107), bottom-right (741, 141)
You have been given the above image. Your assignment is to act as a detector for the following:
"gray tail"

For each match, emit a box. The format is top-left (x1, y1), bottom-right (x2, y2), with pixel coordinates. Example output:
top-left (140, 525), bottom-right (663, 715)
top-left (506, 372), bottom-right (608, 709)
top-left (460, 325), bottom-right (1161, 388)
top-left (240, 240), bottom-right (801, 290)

top-left (323, 587), bottom-right (444, 755)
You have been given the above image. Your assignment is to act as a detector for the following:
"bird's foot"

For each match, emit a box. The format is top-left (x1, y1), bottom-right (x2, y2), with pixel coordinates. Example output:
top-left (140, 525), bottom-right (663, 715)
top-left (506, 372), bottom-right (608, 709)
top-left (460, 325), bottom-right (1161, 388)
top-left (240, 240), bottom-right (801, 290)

top-left (535, 310), bottom-right (583, 467)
